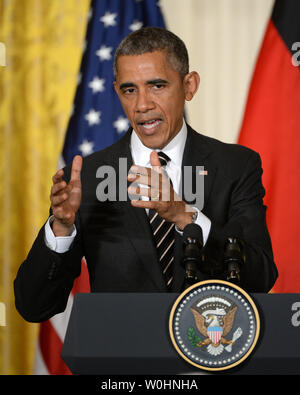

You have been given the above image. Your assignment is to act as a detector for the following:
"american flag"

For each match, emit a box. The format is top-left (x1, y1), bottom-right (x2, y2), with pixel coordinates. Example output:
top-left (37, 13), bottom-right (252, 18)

top-left (34, 0), bottom-right (165, 375)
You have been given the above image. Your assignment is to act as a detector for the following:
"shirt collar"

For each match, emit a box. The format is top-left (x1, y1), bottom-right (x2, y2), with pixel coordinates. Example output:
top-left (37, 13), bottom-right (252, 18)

top-left (130, 119), bottom-right (187, 167)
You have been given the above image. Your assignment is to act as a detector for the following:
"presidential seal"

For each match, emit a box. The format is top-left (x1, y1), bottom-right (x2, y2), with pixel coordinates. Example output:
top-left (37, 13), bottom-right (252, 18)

top-left (169, 280), bottom-right (260, 371)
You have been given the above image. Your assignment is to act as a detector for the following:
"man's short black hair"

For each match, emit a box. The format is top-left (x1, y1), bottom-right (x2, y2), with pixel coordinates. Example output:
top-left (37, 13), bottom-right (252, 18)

top-left (113, 27), bottom-right (189, 79)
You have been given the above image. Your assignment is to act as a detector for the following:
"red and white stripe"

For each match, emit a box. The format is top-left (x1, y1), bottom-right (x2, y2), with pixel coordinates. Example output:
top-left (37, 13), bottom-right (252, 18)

top-left (208, 328), bottom-right (223, 345)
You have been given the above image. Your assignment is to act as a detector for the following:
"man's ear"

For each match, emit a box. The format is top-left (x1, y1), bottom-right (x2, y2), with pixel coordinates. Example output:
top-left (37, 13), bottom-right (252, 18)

top-left (183, 71), bottom-right (200, 101)
top-left (113, 81), bottom-right (119, 95)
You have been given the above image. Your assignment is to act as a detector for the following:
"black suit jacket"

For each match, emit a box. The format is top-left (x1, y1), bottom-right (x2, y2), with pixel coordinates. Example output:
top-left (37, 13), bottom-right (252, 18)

top-left (14, 125), bottom-right (278, 322)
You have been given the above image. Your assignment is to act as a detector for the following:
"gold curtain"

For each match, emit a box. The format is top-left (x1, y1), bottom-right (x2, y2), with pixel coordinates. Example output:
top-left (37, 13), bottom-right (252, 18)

top-left (0, 0), bottom-right (90, 374)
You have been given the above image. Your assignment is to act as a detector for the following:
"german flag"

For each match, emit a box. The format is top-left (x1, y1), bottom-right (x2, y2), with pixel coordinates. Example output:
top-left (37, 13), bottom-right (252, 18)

top-left (238, 0), bottom-right (300, 292)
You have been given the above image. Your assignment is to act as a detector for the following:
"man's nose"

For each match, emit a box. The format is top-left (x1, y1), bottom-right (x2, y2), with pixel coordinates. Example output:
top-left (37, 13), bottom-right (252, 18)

top-left (135, 90), bottom-right (155, 113)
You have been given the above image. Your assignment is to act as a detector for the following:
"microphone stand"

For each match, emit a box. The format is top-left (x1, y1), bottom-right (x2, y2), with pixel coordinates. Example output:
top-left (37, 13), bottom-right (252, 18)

top-left (224, 237), bottom-right (244, 284)
top-left (181, 224), bottom-right (203, 292)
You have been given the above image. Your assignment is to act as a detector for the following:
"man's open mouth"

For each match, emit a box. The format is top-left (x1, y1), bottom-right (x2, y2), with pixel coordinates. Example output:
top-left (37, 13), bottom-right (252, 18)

top-left (138, 119), bottom-right (162, 130)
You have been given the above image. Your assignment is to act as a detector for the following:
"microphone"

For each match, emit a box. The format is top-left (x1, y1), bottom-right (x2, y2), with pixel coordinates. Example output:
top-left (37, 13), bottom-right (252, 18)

top-left (181, 223), bottom-right (203, 290)
top-left (223, 224), bottom-right (245, 284)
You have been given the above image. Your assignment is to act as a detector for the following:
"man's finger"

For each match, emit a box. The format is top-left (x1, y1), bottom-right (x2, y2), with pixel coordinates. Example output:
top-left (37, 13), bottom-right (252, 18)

top-left (51, 181), bottom-right (67, 195)
top-left (131, 199), bottom-right (158, 210)
top-left (128, 185), bottom-right (155, 198)
top-left (52, 206), bottom-right (68, 220)
top-left (128, 169), bottom-right (162, 187)
top-left (128, 173), bottom-right (151, 186)
top-left (52, 169), bottom-right (64, 184)
top-left (70, 155), bottom-right (83, 182)
top-left (51, 192), bottom-right (69, 207)
top-left (129, 164), bottom-right (149, 177)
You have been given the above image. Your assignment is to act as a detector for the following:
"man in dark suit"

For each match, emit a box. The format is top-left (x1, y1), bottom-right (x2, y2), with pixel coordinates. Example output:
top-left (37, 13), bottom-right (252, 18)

top-left (14, 27), bottom-right (278, 323)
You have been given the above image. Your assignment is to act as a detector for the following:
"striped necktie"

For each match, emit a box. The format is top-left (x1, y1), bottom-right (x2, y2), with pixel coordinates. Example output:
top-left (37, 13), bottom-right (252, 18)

top-left (148, 152), bottom-right (175, 290)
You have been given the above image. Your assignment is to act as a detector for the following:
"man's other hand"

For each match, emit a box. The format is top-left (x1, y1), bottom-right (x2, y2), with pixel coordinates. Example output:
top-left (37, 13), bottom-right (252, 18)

top-left (50, 155), bottom-right (82, 236)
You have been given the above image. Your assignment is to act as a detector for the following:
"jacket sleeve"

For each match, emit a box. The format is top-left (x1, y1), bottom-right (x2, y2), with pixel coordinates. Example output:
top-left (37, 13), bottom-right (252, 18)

top-left (14, 214), bottom-right (84, 323)
top-left (203, 151), bottom-right (278, 293)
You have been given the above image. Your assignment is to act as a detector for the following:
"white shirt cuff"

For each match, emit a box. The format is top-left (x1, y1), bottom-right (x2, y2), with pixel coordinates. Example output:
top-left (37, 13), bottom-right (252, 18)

top-left (175, 207), bottom-right (211, 246)
top-left (44, 215), bottom-right (77, 253)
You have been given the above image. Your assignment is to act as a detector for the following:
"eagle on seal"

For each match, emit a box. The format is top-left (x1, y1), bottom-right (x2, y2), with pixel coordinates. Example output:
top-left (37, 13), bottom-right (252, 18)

top-left (190, 305), bottom-right (242, 356)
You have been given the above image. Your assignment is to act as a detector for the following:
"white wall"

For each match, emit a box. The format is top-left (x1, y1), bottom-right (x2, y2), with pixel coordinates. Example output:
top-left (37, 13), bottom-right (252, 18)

top-left (160, 0), bottom-right (274, 143)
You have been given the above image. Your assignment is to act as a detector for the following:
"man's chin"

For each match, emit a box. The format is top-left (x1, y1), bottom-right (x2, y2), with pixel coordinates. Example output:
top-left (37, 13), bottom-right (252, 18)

top-left (134, 127), bottom-right (165, 150)
top-left (139, 135), bottom-right (166, 150)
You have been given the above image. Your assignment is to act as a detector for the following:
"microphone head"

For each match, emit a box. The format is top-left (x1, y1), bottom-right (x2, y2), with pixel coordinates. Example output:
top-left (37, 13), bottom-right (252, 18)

top-left (223, 222), bottom-right (243, 240)
top-left (183, 223), bottom-right (203, 247)
top-left (223, 222), bottom-right (244, 253)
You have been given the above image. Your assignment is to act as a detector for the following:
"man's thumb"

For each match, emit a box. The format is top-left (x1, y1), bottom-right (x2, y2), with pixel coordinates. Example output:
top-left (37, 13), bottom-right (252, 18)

top-left (150, 151), bottom-right (161, 172)
top-left (70, 155), bottom-right (83, 181)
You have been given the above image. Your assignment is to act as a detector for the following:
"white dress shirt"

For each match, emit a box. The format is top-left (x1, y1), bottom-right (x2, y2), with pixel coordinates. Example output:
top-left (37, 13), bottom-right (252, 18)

top-left (44, 120), bottom-right (211, 252)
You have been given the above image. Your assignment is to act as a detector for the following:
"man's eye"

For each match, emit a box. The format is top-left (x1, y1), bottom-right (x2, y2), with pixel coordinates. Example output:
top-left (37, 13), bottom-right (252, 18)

top-left (154, 84), bottom-right (164, 89)
top-left (123, 88), bottom-right (135, 94)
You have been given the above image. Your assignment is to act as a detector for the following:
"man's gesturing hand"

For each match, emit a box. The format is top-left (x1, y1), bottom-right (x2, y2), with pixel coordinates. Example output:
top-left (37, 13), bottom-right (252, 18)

top-left (50, 155), bottom-right (82, 236)
top-left (128, 151), bottom-right (195, 230)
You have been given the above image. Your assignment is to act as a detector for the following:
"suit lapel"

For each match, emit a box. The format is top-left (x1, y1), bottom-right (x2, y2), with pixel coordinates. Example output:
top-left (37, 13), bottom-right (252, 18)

top-left (107, 129), bottom-right (167, 291)
top-left (181, 125), bottom-right (217, 208)
top-left (172, 125), bottom-right (218, 292)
